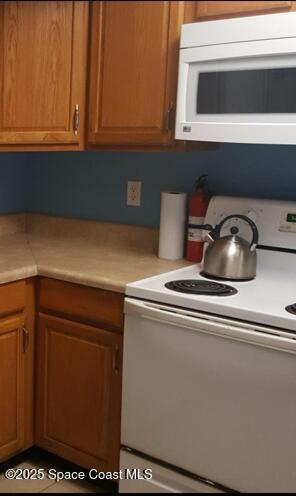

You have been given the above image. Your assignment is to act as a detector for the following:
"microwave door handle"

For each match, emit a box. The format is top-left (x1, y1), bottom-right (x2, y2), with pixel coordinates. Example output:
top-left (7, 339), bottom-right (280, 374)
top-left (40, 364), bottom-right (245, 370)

top-left (125, 298), bottom-right (296, 354)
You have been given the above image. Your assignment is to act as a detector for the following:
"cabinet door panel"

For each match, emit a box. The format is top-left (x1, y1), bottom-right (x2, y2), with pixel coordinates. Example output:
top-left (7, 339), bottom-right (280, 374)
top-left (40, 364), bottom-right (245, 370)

top-left (36, 314), bottom-right (122, 471)
top-left (0, 1), bottom-right (88, 145)
top-left (88, 1), bottom-right (184, 146)
top-left (100, 2), bottom-right (169, 129)
top-left (0, 316), bottom-right (25, 461)
top-left (195, 1), bottom-right (293, 20)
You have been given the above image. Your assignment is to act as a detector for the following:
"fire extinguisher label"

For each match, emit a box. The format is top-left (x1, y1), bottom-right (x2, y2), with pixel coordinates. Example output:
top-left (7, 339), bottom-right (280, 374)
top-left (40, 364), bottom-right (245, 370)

top-left (188, 216), bottom-right (204, 241)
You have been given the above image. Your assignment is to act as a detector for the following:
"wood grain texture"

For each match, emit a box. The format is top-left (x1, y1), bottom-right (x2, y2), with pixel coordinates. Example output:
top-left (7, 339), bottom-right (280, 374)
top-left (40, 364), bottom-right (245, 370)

top-left (38, 277), bottom-right (124, 332)
top-left (184, 0), bottom-right (199, 22)
top-left (35, 314), bottom-right (123, 471)
top-left (0, 1), bottom-right (88, 146)
top-left (87, 1), bottom-right (185, 146)
top-left (0, 314), bottom-right (25, 461)
top-left (195, 1), bottom-right (293, 20)
top-left (0, 280), bottom-right (25, 317)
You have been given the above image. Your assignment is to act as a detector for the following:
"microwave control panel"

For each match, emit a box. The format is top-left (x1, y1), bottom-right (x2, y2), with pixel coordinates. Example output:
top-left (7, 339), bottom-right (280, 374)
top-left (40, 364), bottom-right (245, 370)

top-left (279, 212), bottom-right (296, 233)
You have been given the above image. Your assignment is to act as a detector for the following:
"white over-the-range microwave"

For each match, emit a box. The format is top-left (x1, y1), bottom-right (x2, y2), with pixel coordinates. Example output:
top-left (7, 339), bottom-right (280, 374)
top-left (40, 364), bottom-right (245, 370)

top-left (175, 12), bottom-right (296, 145)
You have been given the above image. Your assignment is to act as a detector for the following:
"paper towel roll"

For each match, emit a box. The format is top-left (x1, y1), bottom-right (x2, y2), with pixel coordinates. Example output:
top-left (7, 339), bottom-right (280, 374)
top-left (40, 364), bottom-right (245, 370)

top-left (158, 191), bottom-right (187, 260)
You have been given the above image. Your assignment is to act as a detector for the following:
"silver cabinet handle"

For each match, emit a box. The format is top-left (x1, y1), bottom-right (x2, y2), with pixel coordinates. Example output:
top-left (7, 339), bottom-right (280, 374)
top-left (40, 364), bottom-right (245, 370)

top-left (112, 345), bottom-right (119, 374)
top-left (73, 104), bottom-right (79, 135)
top-left (22, 327), bottom-right (29, 353)
top-left (165, 101), bottom-right (174, 131)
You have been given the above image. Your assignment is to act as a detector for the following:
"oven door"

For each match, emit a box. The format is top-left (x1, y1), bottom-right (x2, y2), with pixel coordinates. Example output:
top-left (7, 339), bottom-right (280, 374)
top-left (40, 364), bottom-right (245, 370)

top-left (175, 37), bottom-right (296, 144)
top-left (121, 298), bottom-right (296, 492)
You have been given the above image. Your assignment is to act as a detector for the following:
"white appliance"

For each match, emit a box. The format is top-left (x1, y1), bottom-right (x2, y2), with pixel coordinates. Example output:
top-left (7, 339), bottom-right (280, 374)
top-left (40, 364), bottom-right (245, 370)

top-left (175, 12), bottom-right (296, 144)
top-left (120, 197), bottom-right (296, 493)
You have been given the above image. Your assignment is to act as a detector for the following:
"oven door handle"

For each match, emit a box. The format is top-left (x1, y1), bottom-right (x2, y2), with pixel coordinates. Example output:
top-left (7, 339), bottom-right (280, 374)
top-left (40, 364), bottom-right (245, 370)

top-left (124, 298), bottom-right (296, 354)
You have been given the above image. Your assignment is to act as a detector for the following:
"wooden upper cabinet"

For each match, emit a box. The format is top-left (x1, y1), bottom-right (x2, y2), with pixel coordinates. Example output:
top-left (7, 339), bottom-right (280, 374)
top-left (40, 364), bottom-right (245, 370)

top-left (194, 1), bottom-right (294, 20)
top-left (0, 1), bottom-right (88, 147)
top-left (87, 1), bottom-right (185, 147)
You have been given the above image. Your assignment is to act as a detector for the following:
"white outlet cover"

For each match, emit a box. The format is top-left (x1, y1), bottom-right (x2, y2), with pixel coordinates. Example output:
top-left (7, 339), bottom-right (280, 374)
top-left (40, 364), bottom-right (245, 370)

top-left (127, 181), bottom-right (142, 207)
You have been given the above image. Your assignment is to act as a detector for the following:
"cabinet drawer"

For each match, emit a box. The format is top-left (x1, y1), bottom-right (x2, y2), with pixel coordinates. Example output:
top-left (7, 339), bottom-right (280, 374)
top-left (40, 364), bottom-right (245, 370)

top-left (39, 277), bottom-right (124, 331)
top-left (0, 280), bottom-right (26, 317)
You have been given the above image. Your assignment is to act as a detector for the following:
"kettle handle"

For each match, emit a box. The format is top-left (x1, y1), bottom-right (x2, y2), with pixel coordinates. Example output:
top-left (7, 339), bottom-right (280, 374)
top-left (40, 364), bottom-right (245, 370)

top-left (215, 214), bottom-right (259, 250)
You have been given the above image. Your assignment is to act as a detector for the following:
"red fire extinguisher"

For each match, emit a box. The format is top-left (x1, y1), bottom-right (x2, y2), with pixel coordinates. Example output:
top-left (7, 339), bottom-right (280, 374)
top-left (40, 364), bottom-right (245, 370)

top-left (186, 175), bottom-right (211, 263)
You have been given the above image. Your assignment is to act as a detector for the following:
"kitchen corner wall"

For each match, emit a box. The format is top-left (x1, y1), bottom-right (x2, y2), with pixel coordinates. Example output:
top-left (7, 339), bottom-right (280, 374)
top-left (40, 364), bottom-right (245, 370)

top-left (0, 153), bottom-right (26, 213)
top-left (0, 145), bottom-right (296, 227)
top-left (25, 145), bottom-right (296, 227)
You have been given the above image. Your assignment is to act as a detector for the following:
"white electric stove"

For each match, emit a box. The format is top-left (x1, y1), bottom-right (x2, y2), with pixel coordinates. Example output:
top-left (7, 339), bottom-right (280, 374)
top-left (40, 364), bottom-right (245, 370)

top-left (120, 197), bottom-right (296, 493)
top-left (126, 249), bottom-right (296, 333)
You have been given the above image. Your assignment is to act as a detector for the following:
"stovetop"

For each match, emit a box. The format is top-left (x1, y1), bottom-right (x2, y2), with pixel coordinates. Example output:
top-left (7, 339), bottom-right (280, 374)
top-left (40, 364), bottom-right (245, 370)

top-left (126, 249), bottom-right (296, 333)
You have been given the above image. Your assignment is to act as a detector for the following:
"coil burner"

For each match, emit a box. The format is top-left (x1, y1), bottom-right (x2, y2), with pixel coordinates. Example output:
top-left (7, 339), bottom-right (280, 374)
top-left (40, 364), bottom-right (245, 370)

top-left (165, 280), bottom-right (237, 296)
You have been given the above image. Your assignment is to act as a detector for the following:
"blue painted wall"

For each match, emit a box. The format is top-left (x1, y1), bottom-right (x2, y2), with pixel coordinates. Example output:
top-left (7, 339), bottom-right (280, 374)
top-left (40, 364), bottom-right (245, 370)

top-left (25, 144), bottom-right (296, 227)
top-left (1, 145), bottom-right (296, 226)
top-left (0, 153), bottom-right (26, 213)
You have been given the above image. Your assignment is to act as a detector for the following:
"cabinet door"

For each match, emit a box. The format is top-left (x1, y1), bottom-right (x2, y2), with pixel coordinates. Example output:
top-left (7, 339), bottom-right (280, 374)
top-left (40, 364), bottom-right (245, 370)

top-left (35, 314), bottom-right (123, 472)
top-left (195, 1), bottom-right (293, 20)
top-left (0, 1), bottom-right (88, 147)
top-left (87, 1), bottom-right (184, 147)
top-left (0, 316), bottom-right (26, 461)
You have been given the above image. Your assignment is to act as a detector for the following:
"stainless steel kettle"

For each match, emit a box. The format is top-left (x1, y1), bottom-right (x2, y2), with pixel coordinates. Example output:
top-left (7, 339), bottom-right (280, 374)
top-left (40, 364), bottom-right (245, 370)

top-left (201, 214), bottom-right (259, 281)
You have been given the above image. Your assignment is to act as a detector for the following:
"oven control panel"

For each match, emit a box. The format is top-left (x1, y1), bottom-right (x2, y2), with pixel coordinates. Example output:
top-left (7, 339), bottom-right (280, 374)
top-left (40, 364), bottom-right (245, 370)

top-left (279, 212), bottom-right (296, 233)
top-left (205, 196), bottom-right (296, 249)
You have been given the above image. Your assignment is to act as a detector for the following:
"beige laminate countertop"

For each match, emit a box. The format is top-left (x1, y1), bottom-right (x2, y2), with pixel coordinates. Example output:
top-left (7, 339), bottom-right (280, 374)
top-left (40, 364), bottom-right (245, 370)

top-left (0, 233), bottom-right (37, 283)
top-left (0, 214), bottom-right (189, 292)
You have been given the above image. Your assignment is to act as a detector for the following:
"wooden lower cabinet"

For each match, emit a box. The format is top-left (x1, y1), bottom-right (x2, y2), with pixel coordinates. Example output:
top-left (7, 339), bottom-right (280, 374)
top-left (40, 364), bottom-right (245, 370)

top-left (0, 316), bottom-right (26, 460)
top-left (35, 313), bottom-right (123, 472)
top-left (0, 279), bottom-right (35, 462)
top-left (0, 277), bottom-right (123, 470)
